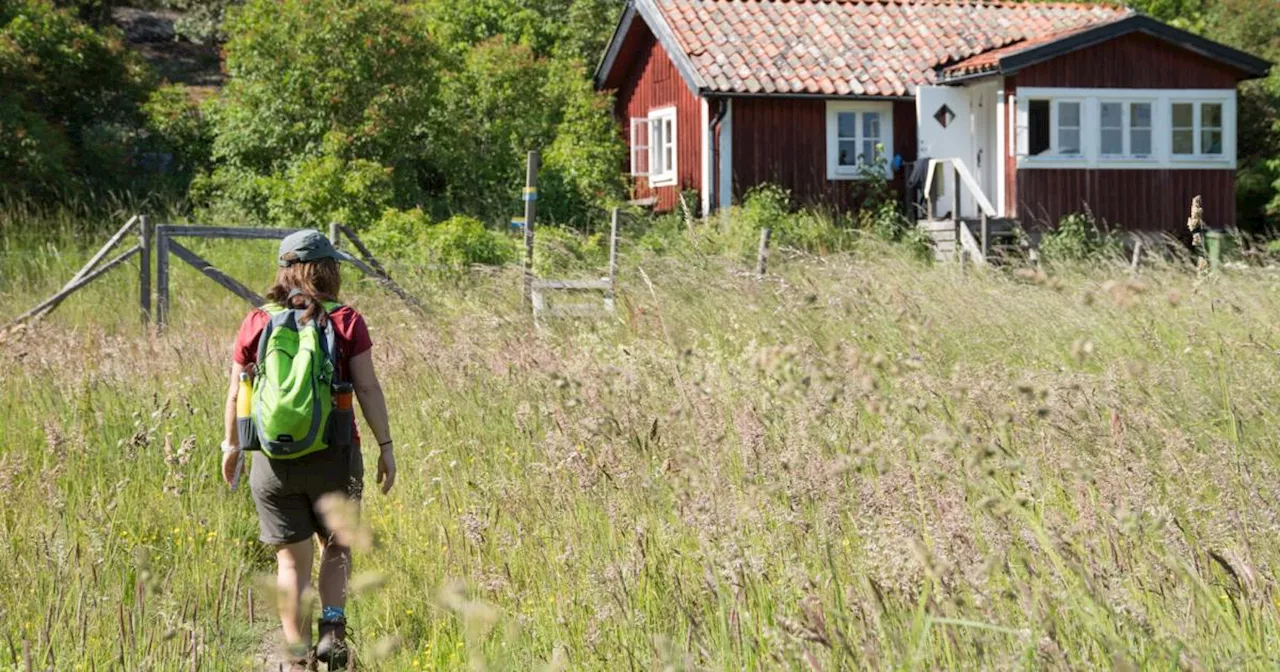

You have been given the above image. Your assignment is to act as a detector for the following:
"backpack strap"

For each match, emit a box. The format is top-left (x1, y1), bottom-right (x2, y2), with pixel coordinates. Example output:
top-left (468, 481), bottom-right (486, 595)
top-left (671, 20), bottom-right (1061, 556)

top-left (320, 301), bottom-right (344, 384)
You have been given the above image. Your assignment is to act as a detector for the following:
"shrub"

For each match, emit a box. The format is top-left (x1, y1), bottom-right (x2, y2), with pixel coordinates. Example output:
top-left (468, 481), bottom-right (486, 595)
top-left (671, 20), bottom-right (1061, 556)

top-left (533, 225), bottom-right (606, 275)
top-left (364, 209), bottom-right (516, 269)
top-left (0, 0), bottom-right (152, 197)
top-left (142, 85), bottom-right (213, 177)
top-left (263, 154), bottom-right (395, 231)
top-left (363, 207), bottom-right (434, 261)
top-left (1039, 212), bottom-right (1124, 264)
top-left (423, 215), bottom-right (517, 268)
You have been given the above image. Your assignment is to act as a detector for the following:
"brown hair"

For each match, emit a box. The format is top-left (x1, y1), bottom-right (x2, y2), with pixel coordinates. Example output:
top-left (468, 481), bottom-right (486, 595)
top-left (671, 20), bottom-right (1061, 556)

top-left (266, 256), bottom-right (341, 324)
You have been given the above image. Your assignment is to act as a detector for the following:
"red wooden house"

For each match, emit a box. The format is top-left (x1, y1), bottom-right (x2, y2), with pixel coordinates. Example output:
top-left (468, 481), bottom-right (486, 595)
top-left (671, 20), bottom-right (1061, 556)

top-left (593, 0), bottom-right (1270, 235)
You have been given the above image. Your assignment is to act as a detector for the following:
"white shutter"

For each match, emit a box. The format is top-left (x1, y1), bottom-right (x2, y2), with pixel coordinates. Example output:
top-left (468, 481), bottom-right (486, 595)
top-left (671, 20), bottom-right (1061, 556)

top-left (1014, 96), bottom-right (1029, 158)
top-left (629, 118), bottom-right (650, 176)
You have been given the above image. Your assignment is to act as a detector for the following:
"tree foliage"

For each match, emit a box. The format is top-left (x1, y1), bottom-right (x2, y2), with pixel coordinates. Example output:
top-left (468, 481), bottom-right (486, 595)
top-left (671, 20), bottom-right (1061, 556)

top-left (195, 0), bottom-right (625, 232)
top-left (0, 0), bottom-right (152, 197)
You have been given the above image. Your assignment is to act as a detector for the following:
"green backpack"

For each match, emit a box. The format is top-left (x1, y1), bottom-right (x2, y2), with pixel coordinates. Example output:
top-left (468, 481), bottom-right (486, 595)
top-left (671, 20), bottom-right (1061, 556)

top-left (250, 300), bottom-right (346, 459)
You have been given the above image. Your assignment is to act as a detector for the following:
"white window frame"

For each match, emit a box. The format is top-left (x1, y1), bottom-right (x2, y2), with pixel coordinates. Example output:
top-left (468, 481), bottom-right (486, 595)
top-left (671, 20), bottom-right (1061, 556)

top-left (629, 117), bottom-right (651, 177)
top-left (1097, 99), bottom-right (1156, 159)
top-left (1016, 87), bottom-right (1235, 170)
top-left (1170, 100), bottom-right (1226, 160)
top-left (1054, 99), bottom-right (1085, 157)
top-left (825, 100), bottom-right (894, 180)
top-left (647, 106), bottom-right (678, 187)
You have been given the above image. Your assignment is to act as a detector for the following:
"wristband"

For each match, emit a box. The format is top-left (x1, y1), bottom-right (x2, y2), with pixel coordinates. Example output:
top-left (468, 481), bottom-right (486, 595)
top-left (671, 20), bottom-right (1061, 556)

top-left (378, 439), bottom-right (394, 449)
top-left (221, 441), bottom-right (239, 453)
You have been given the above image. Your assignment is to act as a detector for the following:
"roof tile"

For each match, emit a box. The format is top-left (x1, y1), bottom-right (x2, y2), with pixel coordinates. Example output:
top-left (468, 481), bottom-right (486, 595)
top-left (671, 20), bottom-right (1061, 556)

top-left (651, 0), bottom-right (1127, 95)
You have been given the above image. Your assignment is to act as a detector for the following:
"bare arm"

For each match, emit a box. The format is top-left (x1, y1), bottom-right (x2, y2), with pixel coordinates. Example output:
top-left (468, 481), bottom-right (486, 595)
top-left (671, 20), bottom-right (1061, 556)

top-left (221, 361), bottom-right (247, 486)
top-left (349, 350), bottom-right (396, 493)
top-left (349, 351), bottom-right (390, 445)
top-left (224, 361), bottom-right (246, 448)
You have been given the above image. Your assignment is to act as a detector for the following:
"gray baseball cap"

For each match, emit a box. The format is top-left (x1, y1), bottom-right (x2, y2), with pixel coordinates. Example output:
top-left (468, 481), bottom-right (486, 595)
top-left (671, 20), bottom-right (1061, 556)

top-left (278, 229), bottom-right (345, 267)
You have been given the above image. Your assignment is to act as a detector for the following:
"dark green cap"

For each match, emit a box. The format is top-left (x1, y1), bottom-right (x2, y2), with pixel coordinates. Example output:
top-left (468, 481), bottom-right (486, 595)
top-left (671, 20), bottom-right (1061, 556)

top-left (278, 229), bottom-right (343, 267)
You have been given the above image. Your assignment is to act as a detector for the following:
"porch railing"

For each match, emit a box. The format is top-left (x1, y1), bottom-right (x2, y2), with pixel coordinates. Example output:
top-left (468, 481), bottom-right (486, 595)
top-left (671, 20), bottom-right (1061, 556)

top-left (922, 158), bottom-right (1000, 265)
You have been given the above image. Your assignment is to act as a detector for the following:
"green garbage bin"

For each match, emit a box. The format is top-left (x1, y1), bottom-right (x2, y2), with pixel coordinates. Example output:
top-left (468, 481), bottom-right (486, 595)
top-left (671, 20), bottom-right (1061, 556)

top-left (1205, 230), bottom-right (1224, 271)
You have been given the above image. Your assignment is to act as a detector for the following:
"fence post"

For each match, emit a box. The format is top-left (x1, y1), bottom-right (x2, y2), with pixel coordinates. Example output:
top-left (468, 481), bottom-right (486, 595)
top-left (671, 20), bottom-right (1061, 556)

top-left (756, 227), bottom-right (772, 277)
top-left (980, 212), bottom-right (989, 261)
top-left (607, 207), bottom-right (620, 296)
top-left (523, 151), bottom-right (540, 305)
top-left (1130, 238), bottom-right (1143, 276)
top-left (329, 221), bottom-right (341, 249)
top-left (156, 226), bottom-right (170, 331)
top-left (953, 165), bottom-right (962, 265)
top-left (139, 215), bottom-right (151, 325)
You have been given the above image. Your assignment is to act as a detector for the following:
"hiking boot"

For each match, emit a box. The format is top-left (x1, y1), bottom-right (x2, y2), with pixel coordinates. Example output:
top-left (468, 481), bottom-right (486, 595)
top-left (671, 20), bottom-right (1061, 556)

top-left (316, 617), bottom-right (349, 669)
top-left (284, 647), bottom-right (317, 672)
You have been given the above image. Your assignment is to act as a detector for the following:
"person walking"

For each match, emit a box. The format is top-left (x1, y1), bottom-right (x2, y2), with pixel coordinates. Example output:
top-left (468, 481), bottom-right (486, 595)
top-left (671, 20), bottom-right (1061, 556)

top-left (220, 229), bottom-right (396, 670)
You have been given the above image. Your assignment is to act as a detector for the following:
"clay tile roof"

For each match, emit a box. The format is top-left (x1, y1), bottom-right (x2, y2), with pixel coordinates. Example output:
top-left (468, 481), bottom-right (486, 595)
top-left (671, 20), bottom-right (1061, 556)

top-left (651, 0), bottom-right (1130, 97)
top-left (940, 15), bottom-right (1126, 78)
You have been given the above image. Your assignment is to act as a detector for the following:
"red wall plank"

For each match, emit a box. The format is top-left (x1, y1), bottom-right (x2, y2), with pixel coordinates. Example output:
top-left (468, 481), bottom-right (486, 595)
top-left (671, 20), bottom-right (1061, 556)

top-left (1016, 169), bottom-right (1235, 233)
top-left (613, 24), bottom-right (701, 211)
top-left (730, 98), bottom-right (917, 209)
top-left (1017, 32), bottom-right (1242, 89)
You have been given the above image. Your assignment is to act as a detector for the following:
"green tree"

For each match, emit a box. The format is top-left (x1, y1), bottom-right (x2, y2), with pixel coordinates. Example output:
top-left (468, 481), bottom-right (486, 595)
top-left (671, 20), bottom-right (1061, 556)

top-left (421, 0), bottom-right (622, 63)
top-left (0, 0), bottom-right (152, 197)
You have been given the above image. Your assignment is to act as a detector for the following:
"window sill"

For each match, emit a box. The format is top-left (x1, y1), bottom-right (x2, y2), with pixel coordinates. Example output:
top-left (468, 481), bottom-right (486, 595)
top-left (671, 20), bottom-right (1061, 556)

top-left (1018, 156), bottom-right (1236, 170)
top-left (827, 168), bottom-right (892, 181)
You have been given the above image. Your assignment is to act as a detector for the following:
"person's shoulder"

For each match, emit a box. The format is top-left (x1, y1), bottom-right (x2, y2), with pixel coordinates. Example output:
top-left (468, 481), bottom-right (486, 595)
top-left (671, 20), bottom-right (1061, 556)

top-left (239, 307), bottom-right (270, 329)
top-left (330, 304), bottom-right (365, 323)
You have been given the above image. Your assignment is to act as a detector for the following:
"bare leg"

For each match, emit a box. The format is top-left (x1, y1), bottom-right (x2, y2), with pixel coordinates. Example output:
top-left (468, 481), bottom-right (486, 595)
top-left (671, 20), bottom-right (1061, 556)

top-left (317, 537), bottom-right (352, 610)
top-left (276, 540), bottom-right (315, 649)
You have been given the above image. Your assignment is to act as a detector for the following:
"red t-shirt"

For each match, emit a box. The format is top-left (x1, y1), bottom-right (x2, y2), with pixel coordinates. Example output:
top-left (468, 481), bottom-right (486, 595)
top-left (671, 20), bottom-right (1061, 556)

top-left (233, 305), bottom-right (373, 439)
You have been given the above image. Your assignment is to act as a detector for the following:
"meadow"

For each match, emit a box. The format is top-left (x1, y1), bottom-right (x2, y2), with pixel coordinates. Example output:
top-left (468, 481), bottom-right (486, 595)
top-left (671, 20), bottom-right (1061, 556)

top-left (3, 211), bottom-right (1280, 670)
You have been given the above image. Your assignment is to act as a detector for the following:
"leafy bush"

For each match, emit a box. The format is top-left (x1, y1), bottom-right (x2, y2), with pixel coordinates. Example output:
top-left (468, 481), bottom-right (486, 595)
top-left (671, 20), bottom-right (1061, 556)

top-left (1039, 212), bottom-right (1124, 264)
top-left (0, 0), bottom-right (152, 197)
top-left (142, 85), bottom-right (213, 176)
top-left (424, 215), bottom-right (518, 268)
top-left (263, 153), bottom-right (395, 231)
top-left (364, 209), bottom-right (516, 269)
top-left (533, 225), bottom-right (606, 275)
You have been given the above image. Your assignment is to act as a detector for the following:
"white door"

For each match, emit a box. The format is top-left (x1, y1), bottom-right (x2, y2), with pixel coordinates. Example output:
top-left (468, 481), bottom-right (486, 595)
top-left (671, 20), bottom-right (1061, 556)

top-left (969, 81), bottom-right (999, 215)
top-left (917, 85), bottom-right (974, 219)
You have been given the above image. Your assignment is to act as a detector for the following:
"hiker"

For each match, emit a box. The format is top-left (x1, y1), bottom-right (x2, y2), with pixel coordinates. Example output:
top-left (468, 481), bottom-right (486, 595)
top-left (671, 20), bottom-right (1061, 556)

top-left (220, 229), bottom-right (396, 670)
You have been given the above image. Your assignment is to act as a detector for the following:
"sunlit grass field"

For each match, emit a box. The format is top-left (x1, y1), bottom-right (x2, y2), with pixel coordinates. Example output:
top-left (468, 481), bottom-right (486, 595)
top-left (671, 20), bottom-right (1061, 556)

top-left (4, 210), bottom-right (1280, 670)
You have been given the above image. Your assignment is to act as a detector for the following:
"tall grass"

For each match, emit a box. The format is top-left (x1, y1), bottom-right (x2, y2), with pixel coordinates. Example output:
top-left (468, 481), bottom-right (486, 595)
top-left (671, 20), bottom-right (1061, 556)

top-left (3, 215), bottom-right (1280, 669)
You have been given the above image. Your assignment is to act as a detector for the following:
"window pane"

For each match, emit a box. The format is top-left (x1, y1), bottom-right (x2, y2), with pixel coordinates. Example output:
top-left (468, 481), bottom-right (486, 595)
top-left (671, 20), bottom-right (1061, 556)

top-left (1202, 103), bottom-right (1223, 128)
top-left (1059, 128), bottom-right (1081, 155)
top-left (862, 140), bottom-right (878, 164)
top-left (1131, 103), bottom-right (1152, 128)
top-left (838, 140), bottom-right (859, 166)
top-left (650, 124), bottom-right (664, 172)
top-left (1172, 129), bottom-right (1194, 155)
top-left (1101, 129), bottom-right (1124, 155)
top-left (1100, 102), bottom-right (1122, 128)
top-left (863, 112), bottom-right (880, 140)
top-left (1172, 103), bottom-right (1193, 128)
top-left (837, 112), bottom-right (857, 139)
top-left (1058, 101), bottom-right (1080, 128)
top-left (1131, 129), bottom-right (1152, 156)
top-left (1201, 130), bottom-right (1223, 155)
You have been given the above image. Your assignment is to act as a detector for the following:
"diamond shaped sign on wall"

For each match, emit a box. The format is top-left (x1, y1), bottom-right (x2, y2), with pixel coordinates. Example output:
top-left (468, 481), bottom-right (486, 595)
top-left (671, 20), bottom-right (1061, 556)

top-left (934, 104), bottom-right (956, 129)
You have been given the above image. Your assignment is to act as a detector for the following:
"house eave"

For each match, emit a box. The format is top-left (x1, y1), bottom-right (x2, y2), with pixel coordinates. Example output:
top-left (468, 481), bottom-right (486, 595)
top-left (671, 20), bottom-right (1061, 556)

top-left (700, 91), bottom-right (915, 102)
top-left (999, 15), bottom-right (1271, 80)
top-left (593, 4), bottom-right (637, 90)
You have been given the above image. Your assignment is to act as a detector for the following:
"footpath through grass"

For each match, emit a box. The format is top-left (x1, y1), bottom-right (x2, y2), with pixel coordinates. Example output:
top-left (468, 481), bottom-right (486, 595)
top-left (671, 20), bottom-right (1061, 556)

top-left (3, 228), bottom-right (1280, 669)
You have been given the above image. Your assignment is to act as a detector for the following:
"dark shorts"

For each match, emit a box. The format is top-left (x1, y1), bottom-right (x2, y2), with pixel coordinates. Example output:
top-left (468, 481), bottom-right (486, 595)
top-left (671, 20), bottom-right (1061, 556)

top-left (249, 444), bottom-right (364, 545)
